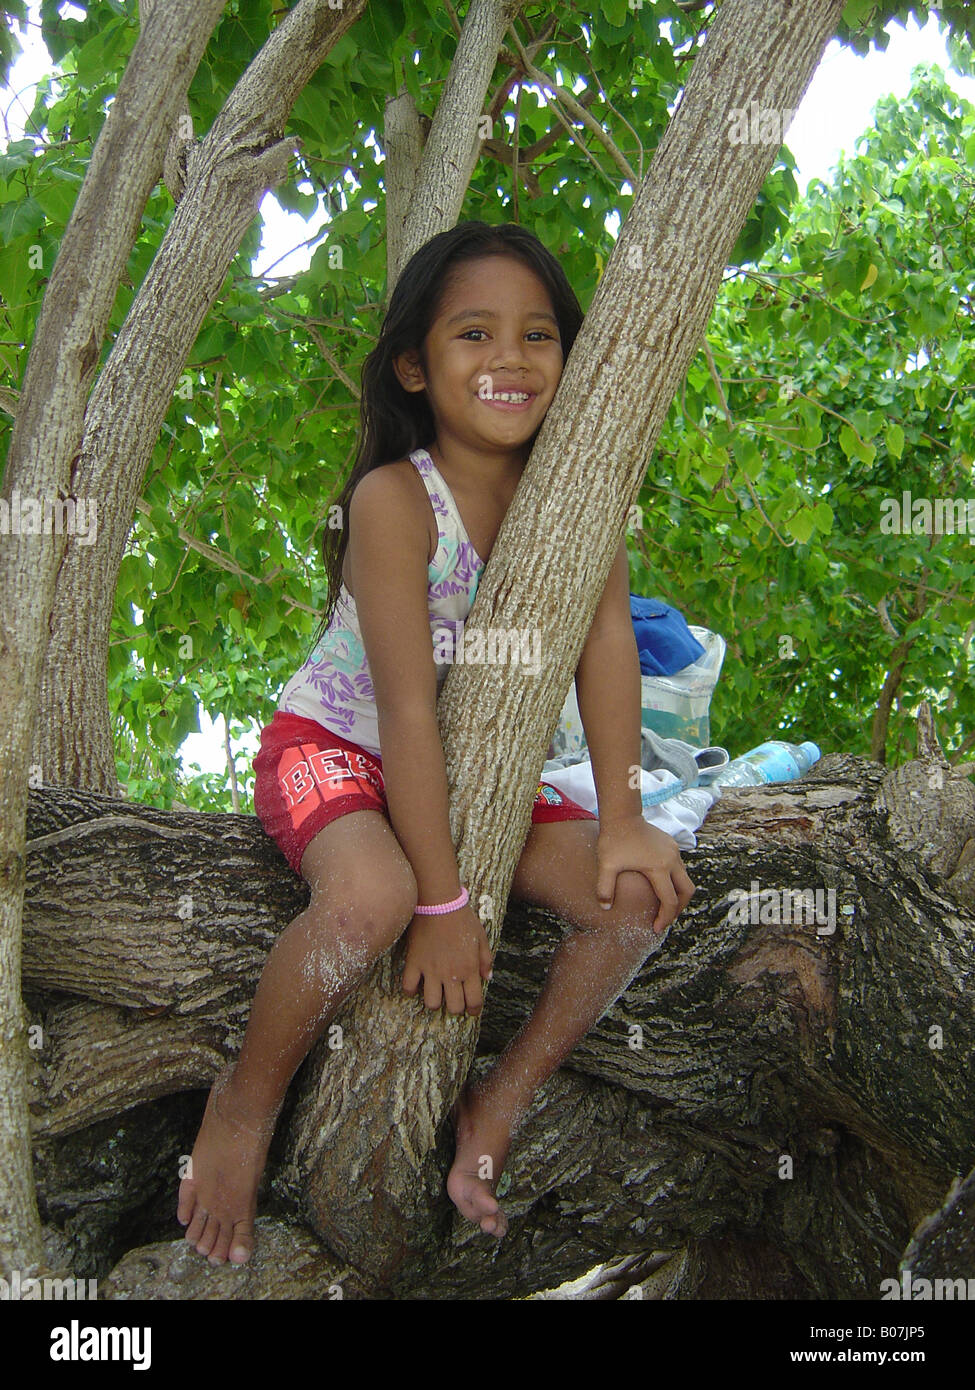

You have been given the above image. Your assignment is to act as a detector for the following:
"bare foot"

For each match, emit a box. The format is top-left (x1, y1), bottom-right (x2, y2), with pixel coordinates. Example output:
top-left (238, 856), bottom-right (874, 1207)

top-left (176, 1068), bottom-right (277, 1266)
top-left (446, 1082), bottom-right (514, 1238)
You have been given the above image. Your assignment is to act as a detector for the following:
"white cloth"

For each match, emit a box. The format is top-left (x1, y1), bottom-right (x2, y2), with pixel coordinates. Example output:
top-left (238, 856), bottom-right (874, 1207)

top-left (541, 758), bottom-right (716, 849)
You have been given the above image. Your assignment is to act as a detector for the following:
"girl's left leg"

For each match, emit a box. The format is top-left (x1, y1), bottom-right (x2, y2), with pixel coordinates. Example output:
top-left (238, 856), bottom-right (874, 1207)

top-left (447, 818), bottom-right (665, 1236)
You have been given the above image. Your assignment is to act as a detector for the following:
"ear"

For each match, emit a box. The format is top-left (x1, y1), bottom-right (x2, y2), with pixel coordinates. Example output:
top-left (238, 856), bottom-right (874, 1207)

top-left (393, 348), bottom-right (426, 394)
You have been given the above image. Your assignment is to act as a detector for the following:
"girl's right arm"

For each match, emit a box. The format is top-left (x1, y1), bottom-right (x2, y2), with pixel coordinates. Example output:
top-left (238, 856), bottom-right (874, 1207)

top-left (347, 465), bottom-right (460, 900)
top-left (347, 467), bottom-right (493, 1014)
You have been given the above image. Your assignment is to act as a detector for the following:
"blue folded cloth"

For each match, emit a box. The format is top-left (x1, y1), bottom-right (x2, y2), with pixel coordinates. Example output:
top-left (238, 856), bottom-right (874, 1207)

top-left (631, 595), bottom-right (706, 677)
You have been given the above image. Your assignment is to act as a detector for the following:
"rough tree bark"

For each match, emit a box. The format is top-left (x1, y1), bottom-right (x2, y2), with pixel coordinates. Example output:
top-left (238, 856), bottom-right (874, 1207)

top-left (21, 728), bottom-right (975, 1298)
top-left (0, 0), bottom-right (227, 1277)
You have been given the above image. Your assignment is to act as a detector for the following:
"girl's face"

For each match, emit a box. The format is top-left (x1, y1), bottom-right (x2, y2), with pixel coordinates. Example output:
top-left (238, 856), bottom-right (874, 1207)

top-left (395, 255), bottom-right (564, 461)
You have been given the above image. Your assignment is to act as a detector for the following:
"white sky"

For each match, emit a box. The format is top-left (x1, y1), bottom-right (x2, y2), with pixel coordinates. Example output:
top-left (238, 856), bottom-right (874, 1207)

top-left (3, 5), bottom-right (974, 783)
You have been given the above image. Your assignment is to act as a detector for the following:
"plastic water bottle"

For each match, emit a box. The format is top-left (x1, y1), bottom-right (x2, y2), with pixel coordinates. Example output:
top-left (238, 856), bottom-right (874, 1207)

top-left (708, 740), bottom-right (821, 788)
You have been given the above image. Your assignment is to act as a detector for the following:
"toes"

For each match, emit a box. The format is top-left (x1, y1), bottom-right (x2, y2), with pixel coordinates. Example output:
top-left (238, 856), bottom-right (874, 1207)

top-left (183, 1203), bottom-right (209, 1245)
top-left (483, 1209), bottom-right (508, 1238)
top-left (195, 1213), bottom-right (221, 1258)
top-left (207, 1222), bottom-right (234, 1266)
top-left (176, 1179), bottom-right (196, 1226)
top-left (229, 1223), bottom-right (254, 1265)
top-left (471, 1186), bottom-right (499, 1221)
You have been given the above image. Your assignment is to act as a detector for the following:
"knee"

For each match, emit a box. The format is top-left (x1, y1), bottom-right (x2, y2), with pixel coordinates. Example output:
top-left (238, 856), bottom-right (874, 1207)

top-left (599, 870), bottom-right (658, 934)
top-left (307, 869), bottom-right (417, 957)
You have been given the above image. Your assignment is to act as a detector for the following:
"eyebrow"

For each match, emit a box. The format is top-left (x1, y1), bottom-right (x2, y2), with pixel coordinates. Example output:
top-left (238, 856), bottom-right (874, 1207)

top-left (443, 308), bottom-right (559, 327)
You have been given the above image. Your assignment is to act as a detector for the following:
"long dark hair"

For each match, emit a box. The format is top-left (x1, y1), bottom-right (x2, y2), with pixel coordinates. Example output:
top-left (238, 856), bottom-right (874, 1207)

top-left (310, 220), bottom-right (585, 648)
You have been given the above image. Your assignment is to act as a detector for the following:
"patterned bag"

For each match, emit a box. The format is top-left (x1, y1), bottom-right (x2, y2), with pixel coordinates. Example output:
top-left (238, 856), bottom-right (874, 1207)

top-left (549, 625), bottom-right (726, 755)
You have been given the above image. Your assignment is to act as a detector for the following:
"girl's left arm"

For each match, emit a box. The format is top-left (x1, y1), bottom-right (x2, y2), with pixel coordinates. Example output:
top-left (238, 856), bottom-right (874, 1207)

top-left (574, 541), bottom-right (695, 932)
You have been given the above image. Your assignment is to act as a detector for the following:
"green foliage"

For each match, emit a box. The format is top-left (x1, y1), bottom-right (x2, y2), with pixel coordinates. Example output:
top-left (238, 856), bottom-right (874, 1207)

top-left (2, 3), bottom-right (973, 815)
top-left (839, 1), bottom-right (974, 59)
top-left (639, 63), bottom-right (975, 764)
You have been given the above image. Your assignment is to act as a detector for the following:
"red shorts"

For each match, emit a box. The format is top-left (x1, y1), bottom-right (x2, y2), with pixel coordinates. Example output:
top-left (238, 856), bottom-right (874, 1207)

top-left (252, 710), bottom-right (597, 877)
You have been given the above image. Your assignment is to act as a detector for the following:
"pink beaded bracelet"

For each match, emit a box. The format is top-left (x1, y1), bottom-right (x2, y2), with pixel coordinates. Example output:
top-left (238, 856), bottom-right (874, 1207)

top-left (414, 885), bottom-right (469, 916)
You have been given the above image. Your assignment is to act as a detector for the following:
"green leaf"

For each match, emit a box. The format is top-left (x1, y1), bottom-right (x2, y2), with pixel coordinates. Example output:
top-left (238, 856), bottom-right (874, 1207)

top-left (786, 509), bottom-right (816, 545)
top-left (0, 139), bottom-right (36, 179)
top-left (171, 690), bottom-right (201, 744)
top-left (697, 458), bottom-right (724, 489)
top-left (838, 423), bottom-right (875, 465)
top-left (602, 0), bottom-right (629, 27)
top-left (842, 0), bottom-right (876, 26)
top-left (0, 196), bottom-right (45, 244)
top-left (33, 174), bottom-right (80, 225)
top-left (885, 423), bottom-right (905, 459)
top-left (812, 502), bottom-right (833, 534)
top-left (838, 425), bottom-right (859, 461)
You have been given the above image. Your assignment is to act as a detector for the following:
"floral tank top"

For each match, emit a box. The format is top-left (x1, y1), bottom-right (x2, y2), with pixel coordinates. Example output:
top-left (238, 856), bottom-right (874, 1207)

top-left (277, 447), bottom-right (483, 756)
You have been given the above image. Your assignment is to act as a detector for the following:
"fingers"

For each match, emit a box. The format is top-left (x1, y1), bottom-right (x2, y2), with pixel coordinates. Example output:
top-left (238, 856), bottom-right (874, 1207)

top-left (463, 974), bottom-right (484, 1017)
top-left (404, 966), bottom-right (485, 1017)
top-left (422, 974), bottom-right (444, 1012)
top-left (596, 870), bottom-right (617, 910)
top-left (443, 979), bottom-right (466, 1016)
top-left (434, 974), bottom-right (483, 1017)
top-left (411, 965), bottom-right (468, 1016)
top-left (647, 866), bottom-right (696, 933)
top-left (674, 866), bottom-right (696, 910)
top-left (647, 871), bottom-right (679, 933)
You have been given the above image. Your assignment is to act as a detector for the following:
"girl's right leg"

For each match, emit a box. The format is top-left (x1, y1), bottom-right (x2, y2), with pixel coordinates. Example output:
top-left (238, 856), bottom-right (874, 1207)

top-left (177, 809), bottom-right (417, 1266)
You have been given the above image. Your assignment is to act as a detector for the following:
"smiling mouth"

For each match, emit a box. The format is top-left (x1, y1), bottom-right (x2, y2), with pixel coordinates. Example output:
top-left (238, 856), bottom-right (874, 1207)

top-left (478, 390), bottom-right (536, 409)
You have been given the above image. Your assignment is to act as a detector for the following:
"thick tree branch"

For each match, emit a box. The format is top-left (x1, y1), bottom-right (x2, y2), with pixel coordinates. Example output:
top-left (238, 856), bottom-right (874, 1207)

top-left (20, 750), bottom-right (975, 1298)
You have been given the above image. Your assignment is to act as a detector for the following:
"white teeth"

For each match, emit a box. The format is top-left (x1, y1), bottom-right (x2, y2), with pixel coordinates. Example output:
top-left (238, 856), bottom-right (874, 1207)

top-left (487, 392), bottom-right (530, 402)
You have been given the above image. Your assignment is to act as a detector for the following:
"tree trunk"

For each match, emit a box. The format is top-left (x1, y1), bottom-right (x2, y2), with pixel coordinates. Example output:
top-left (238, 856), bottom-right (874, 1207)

top-left (21, 742), bottom-right (975, 1297)
top-left (0, 0), bottom-right (227, 1278)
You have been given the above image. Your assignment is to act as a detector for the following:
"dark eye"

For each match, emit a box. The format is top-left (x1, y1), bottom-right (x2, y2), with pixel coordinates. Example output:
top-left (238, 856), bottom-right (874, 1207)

top-left (460, 329), bottom-right (488, 340)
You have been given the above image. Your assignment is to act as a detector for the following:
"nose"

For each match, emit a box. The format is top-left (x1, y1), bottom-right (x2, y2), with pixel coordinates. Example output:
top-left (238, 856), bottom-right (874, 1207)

top-left (489, 329), bottom-right (530, 372)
